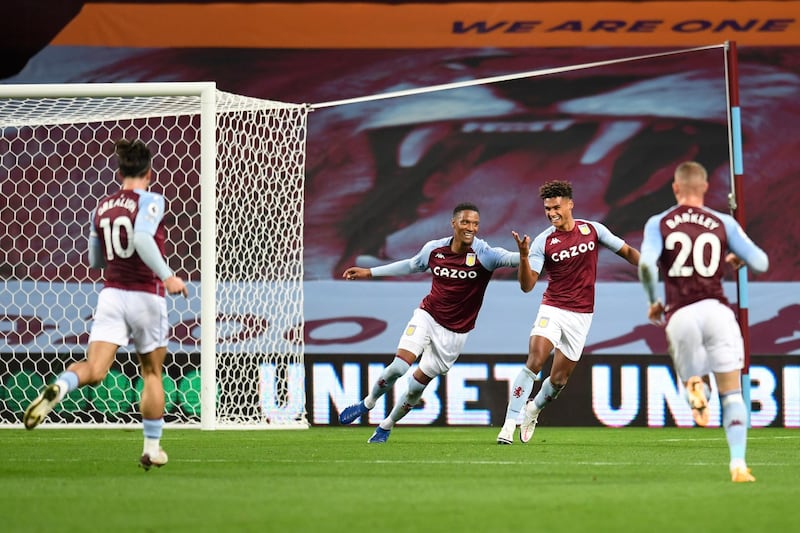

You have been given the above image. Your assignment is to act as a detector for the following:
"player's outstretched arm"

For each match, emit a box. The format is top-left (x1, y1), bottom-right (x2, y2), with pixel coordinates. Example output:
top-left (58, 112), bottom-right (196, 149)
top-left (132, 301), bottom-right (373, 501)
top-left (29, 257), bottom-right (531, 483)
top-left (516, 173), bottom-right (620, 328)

top-left (724, 217), bottom-right (769, 274)
top-left (343, 266), bottom-right (372, 280)
top-left (638, 216), bottom-right (664, 321)
top-left (616, 243), bottom-right (640, 267)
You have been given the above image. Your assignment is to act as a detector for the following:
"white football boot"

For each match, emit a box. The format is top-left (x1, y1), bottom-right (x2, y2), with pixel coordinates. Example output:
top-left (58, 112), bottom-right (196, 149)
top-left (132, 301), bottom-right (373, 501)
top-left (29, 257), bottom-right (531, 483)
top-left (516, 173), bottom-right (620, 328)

top-left (23, 384), bottom-right (61, 430)
top-left (140, 449), bottom-right (169, 471)
top-left (519, 401), bottom-right (541, 443)
top-left (496, 419), bottom-right (516, 445)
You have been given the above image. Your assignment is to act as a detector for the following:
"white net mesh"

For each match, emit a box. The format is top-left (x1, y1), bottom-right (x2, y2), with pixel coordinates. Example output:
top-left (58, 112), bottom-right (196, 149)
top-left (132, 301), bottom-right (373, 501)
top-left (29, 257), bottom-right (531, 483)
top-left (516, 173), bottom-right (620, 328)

top-left (0, 85), bottom-right (308, 428)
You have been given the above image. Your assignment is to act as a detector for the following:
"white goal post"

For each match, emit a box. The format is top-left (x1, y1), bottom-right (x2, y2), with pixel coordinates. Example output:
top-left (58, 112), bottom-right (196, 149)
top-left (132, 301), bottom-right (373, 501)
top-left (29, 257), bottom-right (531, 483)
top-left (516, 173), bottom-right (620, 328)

top-left (0, 82), bottom-right (309, 429)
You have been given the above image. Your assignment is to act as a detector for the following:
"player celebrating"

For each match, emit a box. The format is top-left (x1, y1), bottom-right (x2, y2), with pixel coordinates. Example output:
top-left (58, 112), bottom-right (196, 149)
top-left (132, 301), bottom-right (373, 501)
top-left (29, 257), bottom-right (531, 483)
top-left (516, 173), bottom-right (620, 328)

top-left (497, 180), bottom-right (639, 444)
top-left (639, 161), bottom-right (768, 482)
top-left (23, 139), bottom-right (188, 470)
top-left (338, 202), bottom-right (519, 443)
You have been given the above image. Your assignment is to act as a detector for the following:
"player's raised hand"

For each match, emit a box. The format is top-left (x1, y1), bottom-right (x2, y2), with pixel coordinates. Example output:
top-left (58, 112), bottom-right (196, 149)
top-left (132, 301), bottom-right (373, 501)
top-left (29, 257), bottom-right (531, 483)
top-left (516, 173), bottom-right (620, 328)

top-left (343, 267), bottom-right (371, 280)
top-left (512, 230), bottom-right (531, 255)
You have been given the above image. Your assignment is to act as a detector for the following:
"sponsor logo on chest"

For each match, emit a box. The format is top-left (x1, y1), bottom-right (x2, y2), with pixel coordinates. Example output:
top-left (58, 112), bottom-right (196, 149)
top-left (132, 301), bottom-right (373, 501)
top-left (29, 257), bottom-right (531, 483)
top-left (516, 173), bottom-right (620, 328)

top-left (432, 252), bottom-right (479, 279)
top-left (549, 239), bottom-right (596, 262)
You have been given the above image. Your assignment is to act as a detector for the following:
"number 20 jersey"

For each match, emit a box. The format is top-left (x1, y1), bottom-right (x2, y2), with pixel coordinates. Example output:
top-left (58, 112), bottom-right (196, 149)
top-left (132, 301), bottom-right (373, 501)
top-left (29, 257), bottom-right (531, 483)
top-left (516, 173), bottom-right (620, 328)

top-left (642, 204), bottom-right (765, 317)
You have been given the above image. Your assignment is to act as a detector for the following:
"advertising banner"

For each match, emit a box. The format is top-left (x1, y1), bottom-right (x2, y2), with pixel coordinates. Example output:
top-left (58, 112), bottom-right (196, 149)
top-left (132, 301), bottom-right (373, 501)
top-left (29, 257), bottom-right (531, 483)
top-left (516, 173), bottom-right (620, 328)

top-left (52, 2), bottom-right (800, 48)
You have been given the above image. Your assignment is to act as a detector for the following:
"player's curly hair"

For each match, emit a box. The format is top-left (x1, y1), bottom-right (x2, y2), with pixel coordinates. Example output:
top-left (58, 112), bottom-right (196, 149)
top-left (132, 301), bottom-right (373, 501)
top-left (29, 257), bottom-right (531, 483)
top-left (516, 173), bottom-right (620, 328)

top-left (452, 202), bottom-right (479, 217)
top-left (115, 139), bottom-right (152, 178)
top-left (539, 180), bottom-right (573, 200)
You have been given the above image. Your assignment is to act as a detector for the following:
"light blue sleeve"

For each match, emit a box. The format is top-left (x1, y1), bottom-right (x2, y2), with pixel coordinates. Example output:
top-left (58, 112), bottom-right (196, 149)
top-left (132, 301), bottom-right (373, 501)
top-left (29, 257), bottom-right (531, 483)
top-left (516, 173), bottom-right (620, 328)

top-left (589, 220), bottom-right (625, 252)
top-left (638, 215), bottom-right (664, 304)
top-left (87, 207), bottom-right (105, 269)
top-left (528, 231), bottom-right (548, 274)
top-left (132, 191), bottom-right (173, 281)
top-left (369, 258), bottom-right (416, 277)
top-left (133, 191), bottom-right (165, 237)
top-left (134, 233), bottom-right (173, 281)
top-left (719, 212), bottom-right (769, 274)
top-left (472, 237), bottom-right (520, 270)
top-left (370, 238), bottom-right (446, 277)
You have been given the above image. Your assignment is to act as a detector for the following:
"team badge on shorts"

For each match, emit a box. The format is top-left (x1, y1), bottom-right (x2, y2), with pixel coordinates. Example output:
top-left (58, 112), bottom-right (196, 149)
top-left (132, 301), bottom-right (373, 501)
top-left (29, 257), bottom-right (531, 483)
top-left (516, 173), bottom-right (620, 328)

top-left (578, 224), bottom-right (591, 235)
top-left (466, 253), bottom-right (476, 267)
top-left (405, 325), bottom-right (417, 336)
top-left (538, 316), bottom-right (549, 328)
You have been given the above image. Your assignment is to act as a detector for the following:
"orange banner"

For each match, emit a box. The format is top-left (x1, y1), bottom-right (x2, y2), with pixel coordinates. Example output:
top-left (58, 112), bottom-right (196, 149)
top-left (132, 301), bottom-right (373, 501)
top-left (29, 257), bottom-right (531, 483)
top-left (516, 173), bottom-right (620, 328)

top-left (52, 2), bottom-right (800, 48)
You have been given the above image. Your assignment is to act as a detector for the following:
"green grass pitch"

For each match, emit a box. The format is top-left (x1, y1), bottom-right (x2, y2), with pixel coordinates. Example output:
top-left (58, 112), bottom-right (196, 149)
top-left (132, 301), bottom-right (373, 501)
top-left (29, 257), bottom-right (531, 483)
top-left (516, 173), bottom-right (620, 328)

top-left (1, 426), bottom-right (798, 532)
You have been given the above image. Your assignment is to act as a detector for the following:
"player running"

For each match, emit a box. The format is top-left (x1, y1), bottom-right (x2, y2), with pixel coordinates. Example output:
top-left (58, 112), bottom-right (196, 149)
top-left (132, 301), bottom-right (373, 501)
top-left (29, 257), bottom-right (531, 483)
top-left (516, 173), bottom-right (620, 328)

top-left (497, 180), bottom-right (640, 444)
top-left (639, 161), bottom-right (768, 482)
top-left (338, 202), bottom-right (519, 443)
top-left (24, 139), bottom-right (187, 470)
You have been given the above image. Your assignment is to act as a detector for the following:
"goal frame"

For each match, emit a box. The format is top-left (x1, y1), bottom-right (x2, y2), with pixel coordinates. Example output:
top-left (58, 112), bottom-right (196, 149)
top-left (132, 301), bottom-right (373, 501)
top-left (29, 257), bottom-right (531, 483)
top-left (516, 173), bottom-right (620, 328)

top-left (0, 81), bottom-right (305, 430)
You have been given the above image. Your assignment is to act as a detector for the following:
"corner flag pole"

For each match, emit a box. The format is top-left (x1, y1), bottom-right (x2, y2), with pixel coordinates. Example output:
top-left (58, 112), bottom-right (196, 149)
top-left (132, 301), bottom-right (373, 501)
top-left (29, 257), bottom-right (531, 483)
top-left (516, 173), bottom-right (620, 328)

top-left (724, 40), bottom-right (752, 426)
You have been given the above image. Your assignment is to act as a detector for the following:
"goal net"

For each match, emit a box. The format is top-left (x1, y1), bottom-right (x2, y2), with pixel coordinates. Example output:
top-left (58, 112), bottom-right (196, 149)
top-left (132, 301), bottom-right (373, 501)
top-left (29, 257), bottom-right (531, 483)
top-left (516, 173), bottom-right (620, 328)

top-left (0, 83), bottom-right (309, 429)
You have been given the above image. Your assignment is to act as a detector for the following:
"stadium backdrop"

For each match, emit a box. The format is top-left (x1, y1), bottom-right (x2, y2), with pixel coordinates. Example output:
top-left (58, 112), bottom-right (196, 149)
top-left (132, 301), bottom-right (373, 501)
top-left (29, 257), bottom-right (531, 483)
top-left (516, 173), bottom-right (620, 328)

top-left (1, 1), bottom-right (798, 427)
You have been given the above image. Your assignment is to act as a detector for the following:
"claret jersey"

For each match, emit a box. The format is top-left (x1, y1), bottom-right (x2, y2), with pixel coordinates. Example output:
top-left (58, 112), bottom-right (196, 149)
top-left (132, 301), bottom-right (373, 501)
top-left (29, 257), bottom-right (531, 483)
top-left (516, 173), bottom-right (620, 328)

top-left (640, 204), bottom-right (768, 318)
top-left (400, 237), bottom-right (518, 333)
top-left (529, 220), bottom-right (625, 313)
top-left (90, 189), bottom-right (167, 296)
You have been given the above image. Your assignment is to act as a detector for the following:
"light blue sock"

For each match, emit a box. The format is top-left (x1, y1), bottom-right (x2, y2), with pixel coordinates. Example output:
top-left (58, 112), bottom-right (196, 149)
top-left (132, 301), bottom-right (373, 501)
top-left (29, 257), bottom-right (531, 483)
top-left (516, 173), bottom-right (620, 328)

top-left (532, 377), bottom-right (564, 411)
top-left (382, 375), bottom-right (426, 429)
top-left (143, 418), bottom-right (164, 440)
top-left (721, 391), bottom-right (747, 463)
top-left (365, 357), bottom-right (411, 409)
top-left (54, 371), bottom-right (79, 401)
top-left (504, 367), bottom-right (539, 422)
top-left (142, 418), bottom-right (164, 456)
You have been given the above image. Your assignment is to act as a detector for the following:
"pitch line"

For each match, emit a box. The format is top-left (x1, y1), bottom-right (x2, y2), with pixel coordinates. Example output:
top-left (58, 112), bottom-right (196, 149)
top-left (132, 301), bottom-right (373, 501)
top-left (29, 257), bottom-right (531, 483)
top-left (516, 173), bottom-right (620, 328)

top-left (5, 456), bottom-right (795, 467)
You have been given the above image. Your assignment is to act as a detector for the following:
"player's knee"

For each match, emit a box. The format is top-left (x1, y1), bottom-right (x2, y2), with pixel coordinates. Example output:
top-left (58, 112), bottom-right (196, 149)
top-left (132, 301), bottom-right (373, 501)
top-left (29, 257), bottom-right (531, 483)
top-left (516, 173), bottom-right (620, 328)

top-left (525, 353), bottom-right (546, 373)
top-left (385, 357), bottom-right (411, 380)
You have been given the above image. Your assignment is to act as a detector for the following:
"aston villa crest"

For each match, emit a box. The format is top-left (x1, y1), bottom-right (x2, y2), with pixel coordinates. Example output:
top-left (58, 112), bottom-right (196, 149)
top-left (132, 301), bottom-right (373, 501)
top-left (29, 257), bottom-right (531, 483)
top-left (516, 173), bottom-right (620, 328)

top-left (578, 224), bottom-right (591, 235)
top-left (466, 253), bottom-right (476, 266)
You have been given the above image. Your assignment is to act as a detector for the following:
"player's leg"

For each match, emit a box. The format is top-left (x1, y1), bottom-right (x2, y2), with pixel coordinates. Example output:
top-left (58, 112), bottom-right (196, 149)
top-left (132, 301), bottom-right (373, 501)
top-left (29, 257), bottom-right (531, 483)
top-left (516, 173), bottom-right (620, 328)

top-left (666, 303), bottom-right (711, 426)
top-left (498, 305), bottom-right (559, 444)
top-left (129, 291), bottom-right (170, 470)
top-left (715, 370), bottom-right (753, 482)
top-left (25, 289), bottom-right (127, 429)
top-left (138, 346), bottom-right (169, 470)
top-left (520, 350), bottom-right (577, 443)
top-left (519, 308), bottom-right (590, 443)
top-left (341, 308), bottom-right (431, 425)
top-left (23, 344), bottom-right (119, 431)
top-left (368, 367), bottom-right (431, 443)
top-left (368, 319), bottom-right (462, 443)
top-left (498, 334), bottom-right (549, 444)
top-left (339, 349), bottom-right (415, 425)
top-left (532, 350), bottom-right (576, 407)
top-left (684, 375), bottom-right (711, 426)
top-left (705, 303), bottom-right (753, 482)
